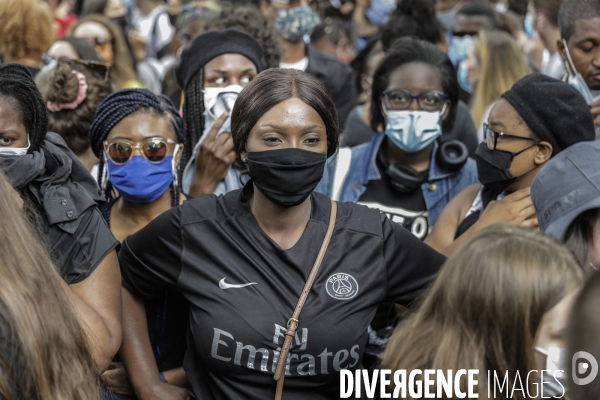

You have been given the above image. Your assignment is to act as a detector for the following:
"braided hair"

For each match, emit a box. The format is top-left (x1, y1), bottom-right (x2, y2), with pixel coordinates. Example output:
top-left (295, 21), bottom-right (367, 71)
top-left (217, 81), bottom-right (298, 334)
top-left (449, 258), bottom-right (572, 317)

top-left (0, 64), bottom-right (51, 235)
top-left (89, 89), bottom-right (185, 224)
top-left (180, 68), bottom-right (204, 172)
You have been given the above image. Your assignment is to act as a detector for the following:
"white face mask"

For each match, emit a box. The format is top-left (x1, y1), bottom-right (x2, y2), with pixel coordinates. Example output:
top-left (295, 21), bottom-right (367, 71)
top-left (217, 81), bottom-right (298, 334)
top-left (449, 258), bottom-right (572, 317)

top-left (382, 104), bottom-right (446, 154)
top-left (0, 136), bottom-right (30, 157)
top-left (203, 85), bottom-right (244, 120)
top-left (563, 39), bottom-right (600, 106)
top-left (536, 345), bottom-right (567, 378)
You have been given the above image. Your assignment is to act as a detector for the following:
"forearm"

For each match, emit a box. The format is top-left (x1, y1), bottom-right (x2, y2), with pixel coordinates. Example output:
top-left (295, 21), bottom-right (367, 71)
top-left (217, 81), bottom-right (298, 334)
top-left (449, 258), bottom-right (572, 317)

top-left (188, 174), bottom-right (218, 199)
top-left (61, 279), bottom-right (120, 373)
top-left (119, 286), bottom-right (164, 398)
top-left (439, 219), bottom-right (485, 257)
top-left (163, 367), bottom-right (189, 388)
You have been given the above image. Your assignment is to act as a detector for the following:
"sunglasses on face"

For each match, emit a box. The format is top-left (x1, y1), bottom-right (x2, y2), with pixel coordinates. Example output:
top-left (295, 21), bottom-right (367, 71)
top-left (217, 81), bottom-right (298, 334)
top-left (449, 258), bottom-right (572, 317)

top-left (103, 138), bottom-right (177, 165)
top-left (483, 123), bottom-right (541, 151)
top-left (57, 57), bottom-right (112, 81)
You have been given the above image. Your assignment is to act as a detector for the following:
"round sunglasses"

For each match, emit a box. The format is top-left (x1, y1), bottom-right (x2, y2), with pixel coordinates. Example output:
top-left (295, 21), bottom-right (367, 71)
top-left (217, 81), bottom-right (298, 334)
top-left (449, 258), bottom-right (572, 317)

top-left (103, 138), bottom-right (177, 165)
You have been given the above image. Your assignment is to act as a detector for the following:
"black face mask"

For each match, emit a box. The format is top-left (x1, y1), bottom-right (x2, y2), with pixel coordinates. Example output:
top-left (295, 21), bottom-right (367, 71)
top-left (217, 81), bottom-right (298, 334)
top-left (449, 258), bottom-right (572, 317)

top-left (247, 148), bottom-right (327, 207)
top-left (475, 142), bottom-right (536, 194)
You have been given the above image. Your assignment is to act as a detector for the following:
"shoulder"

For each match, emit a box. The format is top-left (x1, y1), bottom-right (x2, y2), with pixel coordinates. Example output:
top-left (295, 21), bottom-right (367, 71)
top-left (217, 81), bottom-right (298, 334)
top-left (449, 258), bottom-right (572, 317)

top-left (318, 194), bottom-right (386, 237)
top-left (180, 189), bottom-right (242, 225)
top-left (307, 46), bottom-right (353, 78)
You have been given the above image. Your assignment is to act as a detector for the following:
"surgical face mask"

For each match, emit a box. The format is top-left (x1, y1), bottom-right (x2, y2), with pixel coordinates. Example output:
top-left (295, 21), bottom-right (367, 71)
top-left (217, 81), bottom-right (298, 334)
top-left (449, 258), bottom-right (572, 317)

top-left (524, 12), bottom-right (535, 39)
top-left (563, 39), bottom-right (599, 105)
top-left (536, 346), bottom-right (567, 398)
top-left (457, 60), bottom-right (473, 93)
top-left (0, 137), bottom-right (30, 157)
top-left (246, 148), bottom-right (327, 207)
top-left (448, 35), bottom-right (474, 65)
top-left (383, 104), bottom-right (445, 154)
top-left (275, 6), bottom-right (320, 43)
top-left (107, 154), bottom-right (176, 203)
top-left (202, 85), bottom-right (243, 137)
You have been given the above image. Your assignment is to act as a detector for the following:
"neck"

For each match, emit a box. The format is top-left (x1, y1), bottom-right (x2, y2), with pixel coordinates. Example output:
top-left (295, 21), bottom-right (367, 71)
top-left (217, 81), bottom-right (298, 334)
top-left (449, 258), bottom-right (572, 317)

top-left (113, 187), bottom-right (173, 227)
top-left (505, 164), bottom-right (543, 193)
top-left (541, 26), bottom-right (560, 54)
top-left (383, 137), bottom-right (433, 172)
top-left (76, 146), bottom-right (100, 172)
top-left (281, 40), bottom-right (307, 64)
top-left (248, 183), bottom-right (311, 238)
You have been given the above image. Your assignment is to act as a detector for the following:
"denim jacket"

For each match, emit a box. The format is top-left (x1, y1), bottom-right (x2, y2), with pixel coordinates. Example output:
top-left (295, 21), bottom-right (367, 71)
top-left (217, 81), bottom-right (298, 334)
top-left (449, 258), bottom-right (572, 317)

top-left (315, 133), bottom-right (479, 226)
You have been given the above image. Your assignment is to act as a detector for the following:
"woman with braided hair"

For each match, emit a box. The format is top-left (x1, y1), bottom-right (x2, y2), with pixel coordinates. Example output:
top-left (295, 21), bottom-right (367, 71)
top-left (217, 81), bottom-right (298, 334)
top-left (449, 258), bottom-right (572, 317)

top-left (0, 64), bottom-right (122, 373)
top-left (88, 88), bottom-right (189, 397)
top-left (175, 28), bottom-right (265, 198)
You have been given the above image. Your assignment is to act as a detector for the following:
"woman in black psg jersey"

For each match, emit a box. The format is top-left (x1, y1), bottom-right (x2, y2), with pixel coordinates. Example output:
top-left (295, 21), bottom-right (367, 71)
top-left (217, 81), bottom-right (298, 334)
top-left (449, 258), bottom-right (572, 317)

top-left (118, 68), bottom-right (446, 399)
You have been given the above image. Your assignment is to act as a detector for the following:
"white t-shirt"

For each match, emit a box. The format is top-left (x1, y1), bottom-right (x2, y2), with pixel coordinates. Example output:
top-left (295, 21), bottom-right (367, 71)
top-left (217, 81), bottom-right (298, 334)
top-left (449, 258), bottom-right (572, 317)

top-left (133, 5), bottom-right (174, 59)
top-left (280, 57), bottom-right (309, 71)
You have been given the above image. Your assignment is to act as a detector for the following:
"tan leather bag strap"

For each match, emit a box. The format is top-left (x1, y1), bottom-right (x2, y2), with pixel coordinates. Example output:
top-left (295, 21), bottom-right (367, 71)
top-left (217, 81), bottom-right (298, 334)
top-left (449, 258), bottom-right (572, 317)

top-left (273, 200), bottom-right (337, 400)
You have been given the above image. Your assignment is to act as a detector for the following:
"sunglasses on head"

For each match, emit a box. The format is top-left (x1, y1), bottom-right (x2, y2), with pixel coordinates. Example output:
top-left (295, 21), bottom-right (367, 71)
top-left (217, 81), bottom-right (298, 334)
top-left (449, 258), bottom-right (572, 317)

top-left (103, 138), bottom-right (178, 165)
top-left (57, 57), bottom-right (112, 81)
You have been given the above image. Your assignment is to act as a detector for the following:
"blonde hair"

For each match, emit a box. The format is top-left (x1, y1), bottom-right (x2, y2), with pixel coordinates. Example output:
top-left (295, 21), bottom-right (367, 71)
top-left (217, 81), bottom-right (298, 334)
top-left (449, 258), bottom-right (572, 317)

top-left (0, 171), bottom-right (100, 400)
top-left (470, 31), bottom-right (530, 128)
top-left (0, 0), bottom-right (55, 62)
top-left (382, 224), bottom-right (583, 399)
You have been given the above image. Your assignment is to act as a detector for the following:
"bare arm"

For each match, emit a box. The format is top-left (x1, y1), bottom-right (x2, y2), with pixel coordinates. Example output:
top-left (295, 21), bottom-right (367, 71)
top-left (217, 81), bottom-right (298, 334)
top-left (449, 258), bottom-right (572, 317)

top-left (120, 284), bottom-right (189, 400)
top-left (64, 250), bottom-right (122, 373)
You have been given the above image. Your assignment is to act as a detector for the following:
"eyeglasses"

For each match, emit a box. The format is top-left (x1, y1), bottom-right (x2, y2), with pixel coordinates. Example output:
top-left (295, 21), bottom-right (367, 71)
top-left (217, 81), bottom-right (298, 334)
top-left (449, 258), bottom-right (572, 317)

top-left (103, 138), bottom-right (177, 165)
top-left (483, 123), bottom-right (541, 151)
top-left (57, 57), bottom-right (112, 81)
top-left (382, 89), bottom-right (447, 111)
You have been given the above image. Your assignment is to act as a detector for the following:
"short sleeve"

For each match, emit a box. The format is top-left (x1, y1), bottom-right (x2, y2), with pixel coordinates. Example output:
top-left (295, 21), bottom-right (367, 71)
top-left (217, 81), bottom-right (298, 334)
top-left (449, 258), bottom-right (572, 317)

top-left (49, 207), bottom-right (120, 285)
top-left (381, 214), bottom-right (446, 305)
top-left (119, 206), bottom-right (183, 299)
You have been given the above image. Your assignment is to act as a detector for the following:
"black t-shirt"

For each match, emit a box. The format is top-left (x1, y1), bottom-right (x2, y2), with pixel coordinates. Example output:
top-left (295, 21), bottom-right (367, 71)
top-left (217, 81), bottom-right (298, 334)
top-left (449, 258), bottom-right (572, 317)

top-left (119, 185), bottom-right (445, 399)
top-left (358, 147), bottom-right (430, 241)
top-left (47, 206), bottom-right (119, 284)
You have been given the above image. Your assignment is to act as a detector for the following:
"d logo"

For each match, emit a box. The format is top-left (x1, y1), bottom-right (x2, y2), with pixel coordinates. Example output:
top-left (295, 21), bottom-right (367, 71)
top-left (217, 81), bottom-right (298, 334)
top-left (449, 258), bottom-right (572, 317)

top-left (572, 351), bottom-right (599, 385)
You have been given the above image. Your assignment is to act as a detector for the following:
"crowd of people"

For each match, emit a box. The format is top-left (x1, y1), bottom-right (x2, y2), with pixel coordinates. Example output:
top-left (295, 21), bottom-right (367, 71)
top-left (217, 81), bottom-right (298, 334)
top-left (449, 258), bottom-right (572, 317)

top-left (1, 0), bottom-right (600, 399)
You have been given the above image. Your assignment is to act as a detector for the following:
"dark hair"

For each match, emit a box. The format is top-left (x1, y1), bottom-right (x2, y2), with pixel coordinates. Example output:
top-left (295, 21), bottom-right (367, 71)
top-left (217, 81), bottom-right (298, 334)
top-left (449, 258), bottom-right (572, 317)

top-left (564, 208), bottom-right (600, 274)
top-left (370, 38), bottom-right (459, 132)
top-left (350, 36), bottom-right (384, 98)
top-left (55, 37), bottom-right (101, 61)
top-left (381, 0), bottom-right (445, 51)
top-left (81, 0), bottom-right (109, 16)
top-left (89, 89), bottom-right (184, 221)
top-left (207, 3), bottom-right (281, 68)
top-left (310, 17), bottom-right (349, 46)
top-left (45, 63), bottom-right (112, 155)
top-left (558, 0), bottom-right (600, 42)
top-left (457, 3), bottom-right (499, 28)
top-left (508, 0), bottom-right (528, 16)
top-left (181, 68), bottom-right (205, 172)
top-left (231, 69), bottom-right (339, 159)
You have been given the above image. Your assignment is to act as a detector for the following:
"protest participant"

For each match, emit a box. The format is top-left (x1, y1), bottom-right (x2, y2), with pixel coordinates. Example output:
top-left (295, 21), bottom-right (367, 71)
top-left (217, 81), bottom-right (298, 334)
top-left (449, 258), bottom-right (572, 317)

top-left (0, 63), bottom-right (121, 373)
top-left (529, 0), bottom-right (566, 79)
top-left (118, 68), bottom-right (446, 399)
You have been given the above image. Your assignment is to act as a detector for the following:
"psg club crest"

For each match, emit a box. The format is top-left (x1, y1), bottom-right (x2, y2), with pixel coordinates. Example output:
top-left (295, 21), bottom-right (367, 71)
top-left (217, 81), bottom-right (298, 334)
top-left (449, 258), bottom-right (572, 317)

top-left (326, 273), bottom-right (359, 300)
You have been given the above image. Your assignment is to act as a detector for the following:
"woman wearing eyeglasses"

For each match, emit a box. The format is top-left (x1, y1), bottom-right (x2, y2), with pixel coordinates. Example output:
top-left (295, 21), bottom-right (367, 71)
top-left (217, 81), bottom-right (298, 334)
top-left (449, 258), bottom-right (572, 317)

top-left (87, 89), bottom-right (188, 397)
top-left (425, 73), bottom-right (596, 257)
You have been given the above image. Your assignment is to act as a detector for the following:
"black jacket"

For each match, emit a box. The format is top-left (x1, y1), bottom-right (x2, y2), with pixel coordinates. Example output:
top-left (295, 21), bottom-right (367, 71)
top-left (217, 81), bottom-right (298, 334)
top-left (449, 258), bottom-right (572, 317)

top-left (306, 45), bottom-right (356, 129)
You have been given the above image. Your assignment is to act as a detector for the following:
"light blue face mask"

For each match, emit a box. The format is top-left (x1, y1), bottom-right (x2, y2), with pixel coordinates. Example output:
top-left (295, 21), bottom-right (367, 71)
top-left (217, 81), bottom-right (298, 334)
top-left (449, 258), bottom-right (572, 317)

top-left (448, 35), bottom-right (474, 65)
top-left (0, 136), bottom-right (30, 157)
top-left (524, 12), bottom-right (535, 39)
top-left (563, 39), bottom-right (599, 105)
top-left (383, 104), bottom-right (446, 154)
top-left (457, 60), bottom-right (473, 93)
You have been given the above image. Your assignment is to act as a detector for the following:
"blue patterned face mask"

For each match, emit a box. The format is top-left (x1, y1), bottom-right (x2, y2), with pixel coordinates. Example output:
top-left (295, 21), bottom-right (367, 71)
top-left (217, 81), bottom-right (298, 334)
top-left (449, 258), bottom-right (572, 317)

top-left (448, 35), bottom-right (474, 65)
top-left (275, 6), bottom-right (320, 43)
top-left (457, 60), bottom-right (473, 93)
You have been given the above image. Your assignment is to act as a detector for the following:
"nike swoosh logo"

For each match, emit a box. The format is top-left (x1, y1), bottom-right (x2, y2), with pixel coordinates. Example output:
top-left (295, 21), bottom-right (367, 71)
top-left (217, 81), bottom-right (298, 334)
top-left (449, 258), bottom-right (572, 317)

top-left (219, 278), bottom-right (257, 290)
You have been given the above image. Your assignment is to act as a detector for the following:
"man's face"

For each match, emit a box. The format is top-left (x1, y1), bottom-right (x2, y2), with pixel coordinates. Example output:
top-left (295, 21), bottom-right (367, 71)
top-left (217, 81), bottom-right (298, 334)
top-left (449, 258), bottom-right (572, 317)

top-left (560, 17), bottom-right (600, 90)
top-left (453, 14), bottom-right (495, 36)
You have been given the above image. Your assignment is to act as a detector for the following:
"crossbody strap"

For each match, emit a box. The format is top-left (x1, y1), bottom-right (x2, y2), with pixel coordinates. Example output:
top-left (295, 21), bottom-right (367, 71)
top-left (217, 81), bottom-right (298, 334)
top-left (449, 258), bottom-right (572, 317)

top-left (273, 200), bottom-right (338, 400)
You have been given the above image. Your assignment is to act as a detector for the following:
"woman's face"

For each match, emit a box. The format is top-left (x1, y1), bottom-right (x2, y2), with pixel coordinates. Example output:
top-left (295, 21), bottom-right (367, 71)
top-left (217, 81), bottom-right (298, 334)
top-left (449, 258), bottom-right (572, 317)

top-left (383, 62), bottom-right (450, 120)
top-left (486, 99), bottom-right (552, 191)
top-left (104, 0), bottom-right (126, 18)
top-left (203, 54), bottom-right (258, 88)
top-left (533, 289), bottom-right (580, 373)
top-left (464, 45), bottom-right (480, 84)
top-left (105, 112), bottom-right (182, 164)
top-left (243, 97), bottom-right (328, 158)
top-left (73, 22), bottom-right (114, 65)
top-left (0, 97), bottom-right (28, 149)
top-left (47, 41), bottom-right (79, 60)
